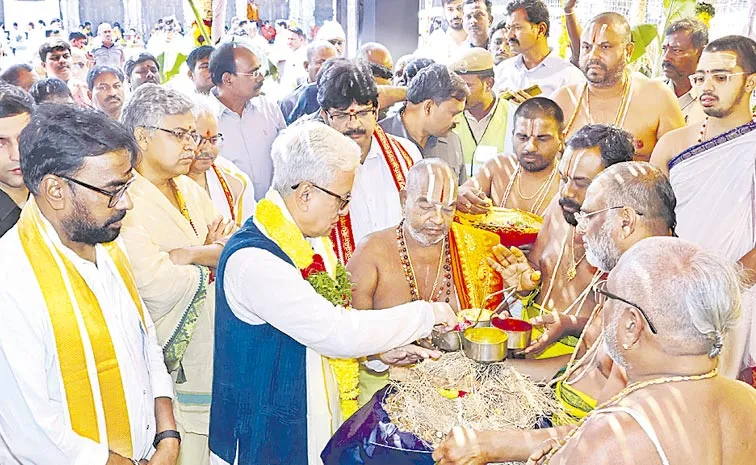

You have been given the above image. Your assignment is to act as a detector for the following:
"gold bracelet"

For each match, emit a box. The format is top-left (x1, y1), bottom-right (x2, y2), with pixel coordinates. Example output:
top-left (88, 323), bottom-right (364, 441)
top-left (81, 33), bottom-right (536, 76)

top-left (564, 10), bottom-right (575, 16)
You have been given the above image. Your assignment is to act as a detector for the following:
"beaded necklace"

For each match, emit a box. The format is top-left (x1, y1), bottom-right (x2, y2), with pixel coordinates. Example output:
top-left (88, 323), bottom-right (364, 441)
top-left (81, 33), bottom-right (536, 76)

top-left (169, 179), bottom-right (198, 237)
top-left (396, 219), bottom-right (452, 303)
top-left (543, 367), bottom-right (719, 464)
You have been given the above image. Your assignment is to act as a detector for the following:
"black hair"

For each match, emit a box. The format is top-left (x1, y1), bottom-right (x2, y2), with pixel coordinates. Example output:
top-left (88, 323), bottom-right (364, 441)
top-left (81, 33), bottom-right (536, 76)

top-left (514, 97), bottom-right (565, 130)
top-left (464, 0), bottom-right (492, 16)
top-left (0, 82), bottom-right (35, 118)
top-left (124, 52), bottom-right (160, 77)
top-left (68, 31), bottom-right (87, 42)
top-left (38, 39), bottom-right (71, 62)
top-left (87, 65), bottom-right (125, 91)
top-left (208, 41), bottom-right (239, 86)
top-left (368, 62), bottom-right (393, 80)
top-left (705, 35), bottom-right (756, 74)
top-left (665, 18), bottom-right (709, 50)
top-left (187, 45), bottom-right (215, 71)
top-left (406, 63), bottom-right (469, 105)
top-left (506, 0), bottom-right (550, 37)
top-left (290, 27), bottom-right (306, 39)
top-left (29, 78), bottom-right (72, 104)
top-left (489, 19), bottom-right (508, 41)
top-left (316, 58), bottom-right (379, 111)
top-left (566, 124), bottom-right (635, 168)
top-left (20, 104), bottom-right (139, 195)
top-left (403, 57), bottom-right (435, 85)
top-left (0, 64), bottom-right (34, 88)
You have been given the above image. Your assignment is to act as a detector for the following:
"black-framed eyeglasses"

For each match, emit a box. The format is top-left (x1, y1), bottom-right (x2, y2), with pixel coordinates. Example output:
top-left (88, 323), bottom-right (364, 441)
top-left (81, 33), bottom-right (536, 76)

top-left (574, 206), bottom-right (643, 227)
top-left (143, 126), bottom-right (201, 144)
top-left (292, 182), bottom-right (351, 210)
top-left (325, 107), bottom-right (377, 125)
top-left (58, 174), bottom-right (136, 208)
top-left (593, 280), bottom-right (658, 334)
top-left (198, 133), bottom-right (224, 146)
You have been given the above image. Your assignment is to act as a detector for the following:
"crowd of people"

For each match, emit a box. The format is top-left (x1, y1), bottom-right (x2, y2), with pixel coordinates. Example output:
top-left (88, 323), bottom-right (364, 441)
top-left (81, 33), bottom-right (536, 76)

top-left (0, 0), bottom-right (755, 465)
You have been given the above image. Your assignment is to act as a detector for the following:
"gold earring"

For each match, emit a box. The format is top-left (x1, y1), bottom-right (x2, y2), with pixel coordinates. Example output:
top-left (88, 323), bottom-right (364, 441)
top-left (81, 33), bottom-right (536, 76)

top-left (622, 343), bottom-right (632, 350)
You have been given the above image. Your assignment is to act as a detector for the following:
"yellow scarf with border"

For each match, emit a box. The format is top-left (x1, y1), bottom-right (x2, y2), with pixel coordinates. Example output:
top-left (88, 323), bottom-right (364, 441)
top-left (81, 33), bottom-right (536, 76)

top-left (17, 198), bottom-right (144, 457)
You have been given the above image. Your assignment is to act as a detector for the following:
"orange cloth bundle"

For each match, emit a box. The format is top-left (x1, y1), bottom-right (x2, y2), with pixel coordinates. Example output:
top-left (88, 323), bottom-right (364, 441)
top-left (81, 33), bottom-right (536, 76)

top-left (455, 207), bottom-right (543, 247)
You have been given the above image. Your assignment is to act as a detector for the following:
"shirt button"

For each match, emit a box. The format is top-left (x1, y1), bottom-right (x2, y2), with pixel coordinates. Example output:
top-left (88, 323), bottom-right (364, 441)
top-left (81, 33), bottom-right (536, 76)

top-left (147, 424), bottom-right (150, 430)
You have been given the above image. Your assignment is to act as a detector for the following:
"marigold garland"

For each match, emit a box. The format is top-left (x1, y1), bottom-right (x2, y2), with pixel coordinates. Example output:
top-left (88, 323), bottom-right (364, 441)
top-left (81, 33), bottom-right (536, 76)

top-left (255, 198), bottom-right (360, 418)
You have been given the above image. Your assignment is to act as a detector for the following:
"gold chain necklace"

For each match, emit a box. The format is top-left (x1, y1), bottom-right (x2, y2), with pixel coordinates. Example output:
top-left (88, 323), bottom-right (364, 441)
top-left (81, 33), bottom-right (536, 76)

top-left (566, 229), bottom-right (586, 281)
top-left (501, 162), bottom-right (558, 214)
top-left (543, 367), bottom-right (719, 464)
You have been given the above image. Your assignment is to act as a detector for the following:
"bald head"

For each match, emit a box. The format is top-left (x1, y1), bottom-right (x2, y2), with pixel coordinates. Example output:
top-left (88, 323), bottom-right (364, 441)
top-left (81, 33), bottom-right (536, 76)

top-left (306, 40), bottom-right (338, 82)
top-left (403, 158), bottom-right (458, 247)
top-left (607, 238), bottom-right (741, 367)
top-left (358, 42), bottom-right (394, 71)
top-left (588, 12), bottom-right (632, 45)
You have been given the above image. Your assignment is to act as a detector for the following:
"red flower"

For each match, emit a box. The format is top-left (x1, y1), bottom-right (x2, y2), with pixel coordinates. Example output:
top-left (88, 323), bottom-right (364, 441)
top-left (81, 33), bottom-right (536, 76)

top-left (301, 254), bottom-right (327, 279)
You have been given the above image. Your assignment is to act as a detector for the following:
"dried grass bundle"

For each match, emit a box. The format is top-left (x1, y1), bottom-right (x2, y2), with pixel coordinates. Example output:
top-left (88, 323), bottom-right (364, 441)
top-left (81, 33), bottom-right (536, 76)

top-left (384, 352), bottom-right (567, 451)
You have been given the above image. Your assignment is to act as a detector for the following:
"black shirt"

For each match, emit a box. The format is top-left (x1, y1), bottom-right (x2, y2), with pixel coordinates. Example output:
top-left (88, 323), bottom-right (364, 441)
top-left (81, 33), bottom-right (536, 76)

top-left (0, 189), bottom-right (21, 238)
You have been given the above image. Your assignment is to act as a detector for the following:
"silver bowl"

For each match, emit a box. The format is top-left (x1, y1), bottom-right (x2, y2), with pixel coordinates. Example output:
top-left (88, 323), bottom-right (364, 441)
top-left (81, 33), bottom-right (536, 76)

top-left (431, 328), bottom-right (464, 351)
top-left (462, 327), bottom-right (508, 362)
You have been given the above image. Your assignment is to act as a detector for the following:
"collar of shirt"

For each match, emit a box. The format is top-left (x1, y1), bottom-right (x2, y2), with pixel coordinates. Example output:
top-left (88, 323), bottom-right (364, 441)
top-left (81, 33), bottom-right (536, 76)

top-left (513, 48), bottom-right (557, 72)
top-left (213, 89), bottom-right (260, 118)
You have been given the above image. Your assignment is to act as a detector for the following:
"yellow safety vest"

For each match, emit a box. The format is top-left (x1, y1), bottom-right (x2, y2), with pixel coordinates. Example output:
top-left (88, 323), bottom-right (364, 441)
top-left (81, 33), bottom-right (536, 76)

top-left (454, 97), bottom-right (509, 177)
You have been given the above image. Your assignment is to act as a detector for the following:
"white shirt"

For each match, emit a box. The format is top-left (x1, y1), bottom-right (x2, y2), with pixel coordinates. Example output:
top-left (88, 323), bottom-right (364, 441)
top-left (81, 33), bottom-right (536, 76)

top-left (214, 92), bottom-right (287, 201)
top-left (494, 49), bottom-right (585, 97)
top-left (419, 31), bottom-right (468, 64)
top-left (0, 222), bottom-right (174, 465)
top-left (210, 191), bottom-right (436, 465)
top-left (464, 105), bottom-right (497, 143)
top-left (0, 345), bottom-right (66, 465)
top-left (350, 135), bottom-right (422, 246)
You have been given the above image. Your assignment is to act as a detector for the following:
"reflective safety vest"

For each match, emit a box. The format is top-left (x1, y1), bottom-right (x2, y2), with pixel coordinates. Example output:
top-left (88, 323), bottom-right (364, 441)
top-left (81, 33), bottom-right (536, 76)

top-left (454, 97), bottom-right (509, 177)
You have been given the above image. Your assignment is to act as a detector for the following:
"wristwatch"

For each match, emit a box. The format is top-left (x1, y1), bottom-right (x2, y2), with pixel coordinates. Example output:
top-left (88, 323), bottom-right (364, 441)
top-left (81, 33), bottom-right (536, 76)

top-left (153, 429), bottom-right (181, 449)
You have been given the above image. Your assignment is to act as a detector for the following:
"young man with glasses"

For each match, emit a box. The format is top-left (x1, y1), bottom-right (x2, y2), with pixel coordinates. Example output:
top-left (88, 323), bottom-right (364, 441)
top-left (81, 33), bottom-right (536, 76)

top-left (187, 96), bottom-right (257, 226)
top-left (317, 58), bottom-right (422, 263)
top-left (0, 103), bottom-right (180, 465)
top-left (120, 84), bottom-right (236, 465)
top-left (208, 41), bottom-right (286, 201)
top-left (0, 84), bottom-right (33, 238)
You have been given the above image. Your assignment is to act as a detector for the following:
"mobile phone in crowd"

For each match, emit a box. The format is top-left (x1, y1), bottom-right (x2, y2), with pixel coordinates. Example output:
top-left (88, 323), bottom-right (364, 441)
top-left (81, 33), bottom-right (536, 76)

top-left (500, 84), bottom-right (542, 101)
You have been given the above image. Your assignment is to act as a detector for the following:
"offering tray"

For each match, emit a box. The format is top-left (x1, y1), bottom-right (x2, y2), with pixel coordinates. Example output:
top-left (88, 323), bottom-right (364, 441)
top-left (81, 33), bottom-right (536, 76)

top-left (455, 207), bottom-right (543, 247)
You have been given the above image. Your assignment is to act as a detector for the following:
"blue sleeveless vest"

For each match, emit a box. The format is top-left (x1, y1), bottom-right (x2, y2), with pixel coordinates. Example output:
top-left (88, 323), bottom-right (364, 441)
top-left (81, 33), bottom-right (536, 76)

top-left (209, 217), bottom-right (308, 464)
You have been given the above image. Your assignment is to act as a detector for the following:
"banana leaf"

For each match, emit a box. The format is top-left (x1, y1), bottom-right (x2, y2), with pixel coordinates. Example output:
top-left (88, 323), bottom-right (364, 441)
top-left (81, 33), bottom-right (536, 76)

top-left (157, 52), bottom-right (187, 84)
top-left (630, 24), bottom-right (658, 63)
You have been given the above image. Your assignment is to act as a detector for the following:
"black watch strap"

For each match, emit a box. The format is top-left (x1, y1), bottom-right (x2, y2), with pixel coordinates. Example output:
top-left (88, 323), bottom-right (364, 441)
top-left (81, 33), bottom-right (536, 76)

top-left (153, 429), bottom-right (181, 449)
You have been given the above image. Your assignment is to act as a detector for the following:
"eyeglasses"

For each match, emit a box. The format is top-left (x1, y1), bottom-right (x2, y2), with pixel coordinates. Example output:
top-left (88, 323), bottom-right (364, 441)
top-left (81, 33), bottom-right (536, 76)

top-left (198, 133), bottom-right (224, 146)
top-left (291, 182), bottom-right (351, 210)
top-left (325, 108), bottom-right (377, 125)
top-left (236, 69), bottom-right (263, 79)
top-left (143, 126), bottom-right (201, 144)
top-left (58, 174), bottom-right (135, 208)
top-left (689, 71), bottom-right (749, 87)
top-left (593, 280), bottom-right (658, 334)
top-left (574, 206), bottom-right (644, 227)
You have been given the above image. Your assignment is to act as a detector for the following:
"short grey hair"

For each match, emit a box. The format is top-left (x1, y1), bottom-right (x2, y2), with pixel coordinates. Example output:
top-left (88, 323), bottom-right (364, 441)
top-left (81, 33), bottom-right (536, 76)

top-left (120, 83), bottom-right (194, 132)
top-left (665, 18), bottom-right (709, 50)
top-left (613, 237), bottom-right (742, 359)
top-left (307, 40), bottom-right (337, 62)
top-left (190, 92), bottom-right (218, 121)
top-left (589, 162), bottom-right (677, 234)
top-left (271, 121), bottom-right (360, 196)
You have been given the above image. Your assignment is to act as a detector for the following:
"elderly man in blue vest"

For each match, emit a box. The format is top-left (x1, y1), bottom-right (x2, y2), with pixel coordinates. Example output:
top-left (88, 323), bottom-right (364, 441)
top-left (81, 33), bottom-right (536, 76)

top-left (209, 121), bottom-right (457, 465)
top-left (450, 48), bottom-right (510, 177)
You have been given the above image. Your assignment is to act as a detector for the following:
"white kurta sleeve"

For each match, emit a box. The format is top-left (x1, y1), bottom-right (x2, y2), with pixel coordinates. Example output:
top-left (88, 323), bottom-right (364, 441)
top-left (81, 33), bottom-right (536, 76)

top-left (224, 248), bottom-right (436, 359)
top-left (0, 345), bottom-right (68, 465)
top-left (143, 304), bottom-right (175, 399)
top-left (0, 290), bottom-right (110, 465)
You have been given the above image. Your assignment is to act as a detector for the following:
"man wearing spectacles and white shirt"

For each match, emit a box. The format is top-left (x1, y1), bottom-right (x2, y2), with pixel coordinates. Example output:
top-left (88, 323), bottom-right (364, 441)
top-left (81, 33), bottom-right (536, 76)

top-left (318, 58), bottom-right (422, 264)
top-left (208, 41), bottom-right (286, 201)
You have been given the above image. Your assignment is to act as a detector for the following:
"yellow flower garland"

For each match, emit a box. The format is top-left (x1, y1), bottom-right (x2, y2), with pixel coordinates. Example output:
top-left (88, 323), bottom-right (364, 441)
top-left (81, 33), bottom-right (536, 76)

top-left (255, 198), bottom-right (361, 419)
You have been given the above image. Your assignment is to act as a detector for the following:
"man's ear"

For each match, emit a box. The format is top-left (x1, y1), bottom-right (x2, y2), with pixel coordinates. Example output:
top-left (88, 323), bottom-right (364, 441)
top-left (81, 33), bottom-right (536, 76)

top-left (303, 60), bottom-right (310, 72)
